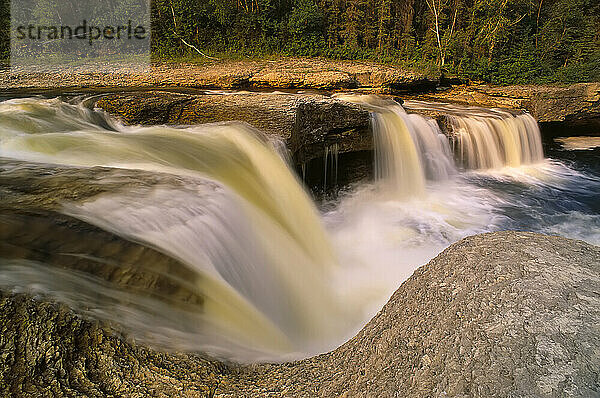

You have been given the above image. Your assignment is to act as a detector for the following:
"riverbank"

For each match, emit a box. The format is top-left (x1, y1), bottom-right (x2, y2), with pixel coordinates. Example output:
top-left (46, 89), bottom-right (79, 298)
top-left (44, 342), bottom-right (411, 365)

top-left (2, 59), bottom-right (598, 132)
top-left (1, 231), bottom-right (598, 397)
top-left (0, 58), bottom-right (438, 93)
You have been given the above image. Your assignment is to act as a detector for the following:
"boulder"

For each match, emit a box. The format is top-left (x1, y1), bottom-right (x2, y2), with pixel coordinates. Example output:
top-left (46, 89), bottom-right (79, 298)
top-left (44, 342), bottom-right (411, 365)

top-left (1, 231), bottom-right (598, 397)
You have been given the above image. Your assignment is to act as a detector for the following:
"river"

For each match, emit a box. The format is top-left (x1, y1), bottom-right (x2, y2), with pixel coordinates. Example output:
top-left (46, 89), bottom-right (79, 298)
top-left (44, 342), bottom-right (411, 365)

top-left (0, 95), bottom-right (598, 362)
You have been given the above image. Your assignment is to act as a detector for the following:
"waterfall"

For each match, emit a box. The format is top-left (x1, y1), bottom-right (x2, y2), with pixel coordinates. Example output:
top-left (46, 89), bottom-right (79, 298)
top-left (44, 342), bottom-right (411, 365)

top-left (0, 98), bottom-right (356, 361)
top-left (371, 103), bottom-right (426, 196)
top-left (331, 142), bottom-right (339, 190)
top-left (0, 95), bottom-right (552, 362)
top-left (324, 145), bottom-right (329, 191)
top-left (336, 95), bottom-right (455, 197)
top-left (323, 142), bottom-right (339, 193)
top-left (401, 113), bottom-right (456, 181)
top-left (403, 100), bottom-right (544, 170)
top-left (448, 112), bottom-right (544, 169)
top-left (335, 95), bottom-right (543, 195)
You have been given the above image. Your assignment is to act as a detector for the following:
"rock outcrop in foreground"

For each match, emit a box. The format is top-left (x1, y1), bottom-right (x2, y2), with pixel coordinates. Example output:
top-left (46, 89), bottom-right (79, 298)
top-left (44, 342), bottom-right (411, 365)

top-left (1, 231), bottom-right (599, 397)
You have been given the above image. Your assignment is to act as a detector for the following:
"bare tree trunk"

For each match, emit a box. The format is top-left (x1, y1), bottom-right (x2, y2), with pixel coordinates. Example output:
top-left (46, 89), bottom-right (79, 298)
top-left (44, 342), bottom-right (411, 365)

top-left (442, 5), bottom-right (458, 67)
top-left (535, 0), bottom-right (543, 49)
top-left (426, 0), bottom-right (444, 66)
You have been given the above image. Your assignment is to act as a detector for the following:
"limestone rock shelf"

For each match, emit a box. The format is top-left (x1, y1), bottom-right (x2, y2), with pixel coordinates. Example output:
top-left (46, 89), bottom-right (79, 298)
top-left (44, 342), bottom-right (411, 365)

top-left (412, 83), bottom-right (600, 135)
top-left (1, 231), bottom-right (599, 397)
top-left (0, 59), bottom-right (438, 93)
top-left (94, 91), bottom-right (372, 165)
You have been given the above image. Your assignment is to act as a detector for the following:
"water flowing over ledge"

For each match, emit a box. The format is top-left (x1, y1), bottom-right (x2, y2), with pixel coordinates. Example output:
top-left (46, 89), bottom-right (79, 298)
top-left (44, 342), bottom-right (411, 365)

top-left (0, 98), bottom-right (359, 361)
top-left (402, 100), bottom-right (544, 170)
top-left (412, 82), bottom-right (600, 133)
top-left (90, 91), bottom-right (546, 188)
top-left (2, 95), bottom-right (599, 364)
top-left (334, 95), bottom-right (543, 195)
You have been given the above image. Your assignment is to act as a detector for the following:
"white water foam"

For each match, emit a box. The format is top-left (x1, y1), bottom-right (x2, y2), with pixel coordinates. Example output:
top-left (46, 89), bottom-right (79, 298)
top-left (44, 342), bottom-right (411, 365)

top-left (1, 96), bottom-right (598, 363)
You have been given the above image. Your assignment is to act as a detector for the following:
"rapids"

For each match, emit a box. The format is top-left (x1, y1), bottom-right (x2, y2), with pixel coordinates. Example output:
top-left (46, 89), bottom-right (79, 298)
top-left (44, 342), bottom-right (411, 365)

top-left (0, 95), bottom-right (598, 362)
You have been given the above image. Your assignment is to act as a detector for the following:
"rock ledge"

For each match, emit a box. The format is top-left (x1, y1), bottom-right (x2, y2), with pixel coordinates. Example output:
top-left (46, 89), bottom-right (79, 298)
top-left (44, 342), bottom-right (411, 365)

top-left (1, 231), bottom-right (599, 397)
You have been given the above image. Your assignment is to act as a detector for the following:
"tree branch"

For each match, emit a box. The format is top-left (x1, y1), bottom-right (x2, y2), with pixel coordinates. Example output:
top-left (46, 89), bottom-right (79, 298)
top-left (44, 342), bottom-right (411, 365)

top-left (170, 2), bottom-right (219, 60)
top-left (179, 37), bottom-right (220, 60)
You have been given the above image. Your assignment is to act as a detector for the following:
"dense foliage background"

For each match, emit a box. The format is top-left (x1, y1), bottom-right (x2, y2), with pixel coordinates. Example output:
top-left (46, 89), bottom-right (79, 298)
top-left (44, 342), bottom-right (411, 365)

top-left (2, 0), bottom-right (599, 84)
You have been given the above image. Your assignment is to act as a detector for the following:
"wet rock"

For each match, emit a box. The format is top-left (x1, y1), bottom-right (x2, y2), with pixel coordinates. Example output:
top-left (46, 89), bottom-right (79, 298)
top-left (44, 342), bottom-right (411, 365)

top-left (94, 91), bottom-right (372, 165)
top-left (1, 231), bottom-right (599, 397)
top-left (0, 292), bottom-right (223, 397)
top-left (413, 83), bottom-right (600, 134)
top-left (0, 162), bottom-right (210, 308)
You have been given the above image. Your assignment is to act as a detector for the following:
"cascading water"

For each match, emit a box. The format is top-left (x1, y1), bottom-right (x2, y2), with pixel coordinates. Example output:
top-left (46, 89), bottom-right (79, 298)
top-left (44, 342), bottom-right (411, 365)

top-left (0, 97), bottom-right (366, 361)
top-left (401, 113), bottom-right (456, 180)
top-left (323, 142), bottom-right (340, 193)
top-left (323, 94), bottom-right (597, 325)
top-left (334, 95), bottom-right (455, 197)
top-left (1, 95), bottom-right (599, 365)
top-left (402, 100), bottom-right (544, 169)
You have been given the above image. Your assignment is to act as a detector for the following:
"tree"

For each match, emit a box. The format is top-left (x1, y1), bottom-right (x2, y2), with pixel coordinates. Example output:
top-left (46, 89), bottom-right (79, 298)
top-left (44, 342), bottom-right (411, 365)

top-left (424, 0), bottom-right (458, 66)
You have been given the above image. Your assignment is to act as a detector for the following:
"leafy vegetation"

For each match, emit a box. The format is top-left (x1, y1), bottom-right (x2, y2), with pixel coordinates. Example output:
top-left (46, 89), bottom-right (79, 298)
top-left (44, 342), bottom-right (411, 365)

top-left (1, 0), bottom-right (598, 84)
top-left (151, 0), bottom-right (599, 84)
top-left (0, 0), bottom-right (8, 64)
